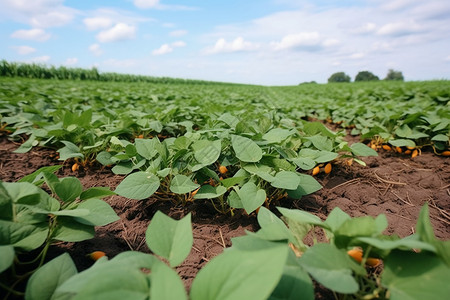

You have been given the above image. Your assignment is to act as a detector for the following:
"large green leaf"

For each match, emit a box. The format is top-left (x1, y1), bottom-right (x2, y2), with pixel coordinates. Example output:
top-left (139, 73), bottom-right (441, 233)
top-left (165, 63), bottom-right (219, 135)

top-left (190, 241), bottom-right (289, 300)
top-left (382, 250), bottom-right (450, 300)
top-left (237, 182), bottom-right (266, 214)
top-left (54, 177), bottom-right (83, 203)
top-left (271, 171), bottom-right (300, 190)
top-left (263, 128), bottom-right (292, 144)
top-left (192, 139), bottom-right (221, 165)
top-left (170, 174), bottom-right (200, 194)
top-left (150, 259), bottom-right (188, 300)
top-left (25, 253), bottom-right (77, 300)
top-left (115, 172), bottom-right (160, 200)
top-left (0, 221), bottom-right (48, 251)
top-left (135, 138), bottom-right (159, 160)
top-left (54, 253), bottom-right (151, 300)
top-left (286, 174), bottom-right (322, 199)
top-left (299, 243), bottom-right (364, 294)
top-left (74, 199), bottom-right (120, 226)
top-left (350, 142), bottom-right (378, 156)
top-left (146, 211), bottom-right (193, 267)
top-left (231, 135), bottom-right (262, 162)
top-left (193, 185), bottom-right (227, 199)
top-left (52, 217), bottom-right (95, 242)
top-left (57, 141), bottom-right (84, 160)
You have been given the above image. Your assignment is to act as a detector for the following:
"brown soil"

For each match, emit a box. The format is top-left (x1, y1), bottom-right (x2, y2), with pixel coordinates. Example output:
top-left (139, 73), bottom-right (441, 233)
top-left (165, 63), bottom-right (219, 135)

top-left (1, 137), bottom-right (449, 298)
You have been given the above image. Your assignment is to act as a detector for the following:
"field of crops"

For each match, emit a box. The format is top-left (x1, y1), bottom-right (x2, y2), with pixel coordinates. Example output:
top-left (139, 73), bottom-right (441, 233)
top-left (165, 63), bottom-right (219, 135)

top-left (1, 76), bottom-right (449, 299)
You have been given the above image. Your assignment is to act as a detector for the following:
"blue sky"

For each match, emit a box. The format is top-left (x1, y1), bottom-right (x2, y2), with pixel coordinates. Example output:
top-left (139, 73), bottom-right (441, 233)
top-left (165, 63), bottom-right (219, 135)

top-left (1, 0), bottom-right (449, 85)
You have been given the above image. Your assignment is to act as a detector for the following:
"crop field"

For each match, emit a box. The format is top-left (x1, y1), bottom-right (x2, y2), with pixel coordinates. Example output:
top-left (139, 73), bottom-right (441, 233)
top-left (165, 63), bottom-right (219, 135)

top-left (1, 75), bottom-right (449, 299)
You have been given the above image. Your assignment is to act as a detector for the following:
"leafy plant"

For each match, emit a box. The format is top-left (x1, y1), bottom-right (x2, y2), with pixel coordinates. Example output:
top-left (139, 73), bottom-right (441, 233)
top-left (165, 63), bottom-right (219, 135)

top-left (0, 167), bottom-right (118, 298)
top-left (20, 204), bottom-right (449, 300)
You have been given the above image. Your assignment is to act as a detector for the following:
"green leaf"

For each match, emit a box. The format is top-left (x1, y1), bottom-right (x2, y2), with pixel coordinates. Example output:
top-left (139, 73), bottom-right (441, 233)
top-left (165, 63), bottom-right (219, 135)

top-left (52, 218), bottom-right (95, 242)
top-left (190, 242), bottom-right (289, 300)
top-left (0, 182), bottom-right (13, 220)
top-left (80, 187), bottom-right (115, 200)
top-left (74, 199), bottom-right (119, 226)
top-left (54, 177), bottom-right (83, 203)
top-left (308, 135), bottom-right (333, 151)
top-left (243, 163), bottom-right (275, 182)
top-left (193, 185), bottom-right (227, 199)
top-left (350, 142), bottom-right (378, 156)
top-left (269, 253), bottom-right (314, 300)
top-left (192, 139), bottom-right (221, 165)
top-left (96, 151), bottom-right (114, 166)
top-left (54, 253), bottom-right (151, 300)
top-left (0, 221), bottom-right (48, 251)
top-left (221, 176), bottom-right (247, 188)
top-left (277, 207), bottom-right (323, 226)
top-left (431, 134), bottom-right (449, 142)
top-left (0, 245), bottom-right (14, 273)
top-left (286, 174), bottom-right (322, 199)
top-left (237, 182), bottom-right (266, 214)
top-left (231, 135), bottom-right (263, 162)
top-left (382, 250), bottom-right (450, 300)
top-left (299, 243), bottom-right (363, 294)
top-left (115, 172), bottom-right (160, 200)
top-left (57, 141), bottom-right (84, 161)
top-left (13, 135), bottom-right (37, 153)
top-left (25, 253), bottom-right (77, 300)
top-left (256, 207), bottom-right (296, 243)
top-left (150, 259), bottom-right (188, 300)
top-left (291, 157), bottom-right (316, 170)
top-left (170, 175), bottom-right (200, 194)
top-left (135, 138), bottom-right (159, 160)
top-left (263, 128), bottom-right (292, 144)
top-left (18, 165), bottom-right (63, 184)
top-left (389, 139), bottom-right (416, 148)
top-left (146, 211), bottom-right (193, 267)
top-left (271, 171), bottom-right (300, 190)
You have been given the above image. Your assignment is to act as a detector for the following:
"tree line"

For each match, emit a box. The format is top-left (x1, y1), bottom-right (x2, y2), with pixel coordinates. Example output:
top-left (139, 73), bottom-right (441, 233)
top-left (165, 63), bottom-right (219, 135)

top-left (328, 69), bottom-right (404, 83)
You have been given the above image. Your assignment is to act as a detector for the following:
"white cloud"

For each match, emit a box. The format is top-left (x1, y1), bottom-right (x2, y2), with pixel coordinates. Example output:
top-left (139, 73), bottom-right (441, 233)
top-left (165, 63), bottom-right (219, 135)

top-left (204, 37), bottom-right (259, 54)
top-left (172, 41), bottom-right (186, 48)
top-left (89, 44), bottom-right (103, 56)
top-left (377, 21), bottom-right (425, 37)
top-left (152, 41), bottom-right (186, 55)
top-left (349, 52), bottom-right (365, 59)
top-left (134, 0), bottom-right (160, 9)
top-left (11, 28), bottom-right (51, 42)
top-left (153, 44), bottom-right (173, 55)
top-left (65, 57), bottom-right (78, 65)
top-left (83, 17), bottom-right (113, 31)
top-left (445, 55), bottom-right (450, 62)
top-left (271, 32), bottom-right (335, 51)
top-left (352, 22), bottom-right (377, 34)
top-left (96, 23), bottom-right (136, 43)
top-left (30, 55), bottom-right (51, 63)
top-left (12, 45), bottom-right (36, 55)
top-left (170, 30), bottom-right (188, 37)
top-left (0, 0), bottom-right (76, 28)
top-left (29, 9), bottom-right (75, 28)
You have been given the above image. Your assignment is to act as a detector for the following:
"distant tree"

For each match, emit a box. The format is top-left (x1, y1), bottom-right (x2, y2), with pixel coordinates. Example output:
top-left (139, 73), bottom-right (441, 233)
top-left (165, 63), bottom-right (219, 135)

top-left (328, 72), bottom-right (351, 83)
top-left (355, 71), bottom-right (379, 82)
top-left (384, 69), bottom-right (404, 81)
top-left (299, 81), bottom-right (317, 85)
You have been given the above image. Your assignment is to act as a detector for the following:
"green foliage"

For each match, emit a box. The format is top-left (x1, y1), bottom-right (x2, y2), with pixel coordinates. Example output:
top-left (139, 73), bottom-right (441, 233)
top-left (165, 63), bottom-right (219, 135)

top-left (0, 170), bottom-right (119, 297)
top-left (18, 205), bottom-right (449, 300)
top-left (328, 72), bottom-right (351, 83)
top-left (355, 71), bottom-right (380, 82)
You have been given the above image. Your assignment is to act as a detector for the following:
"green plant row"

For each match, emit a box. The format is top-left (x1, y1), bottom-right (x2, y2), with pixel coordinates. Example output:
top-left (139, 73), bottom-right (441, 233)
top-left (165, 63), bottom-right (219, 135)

top-left (3, 187), bottom-right (447, 300)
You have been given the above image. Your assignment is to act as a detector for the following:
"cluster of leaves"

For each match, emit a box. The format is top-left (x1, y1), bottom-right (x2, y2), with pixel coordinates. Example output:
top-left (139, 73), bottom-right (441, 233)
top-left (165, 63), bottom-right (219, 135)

top-left (18, 204), bottom-right (449, 300)
top-left (269, 81), bottom-right (450, 152)
top-left (0, 167), bottom-right (118, 297)
top-left (97, 117), bottom-right (375, 213)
